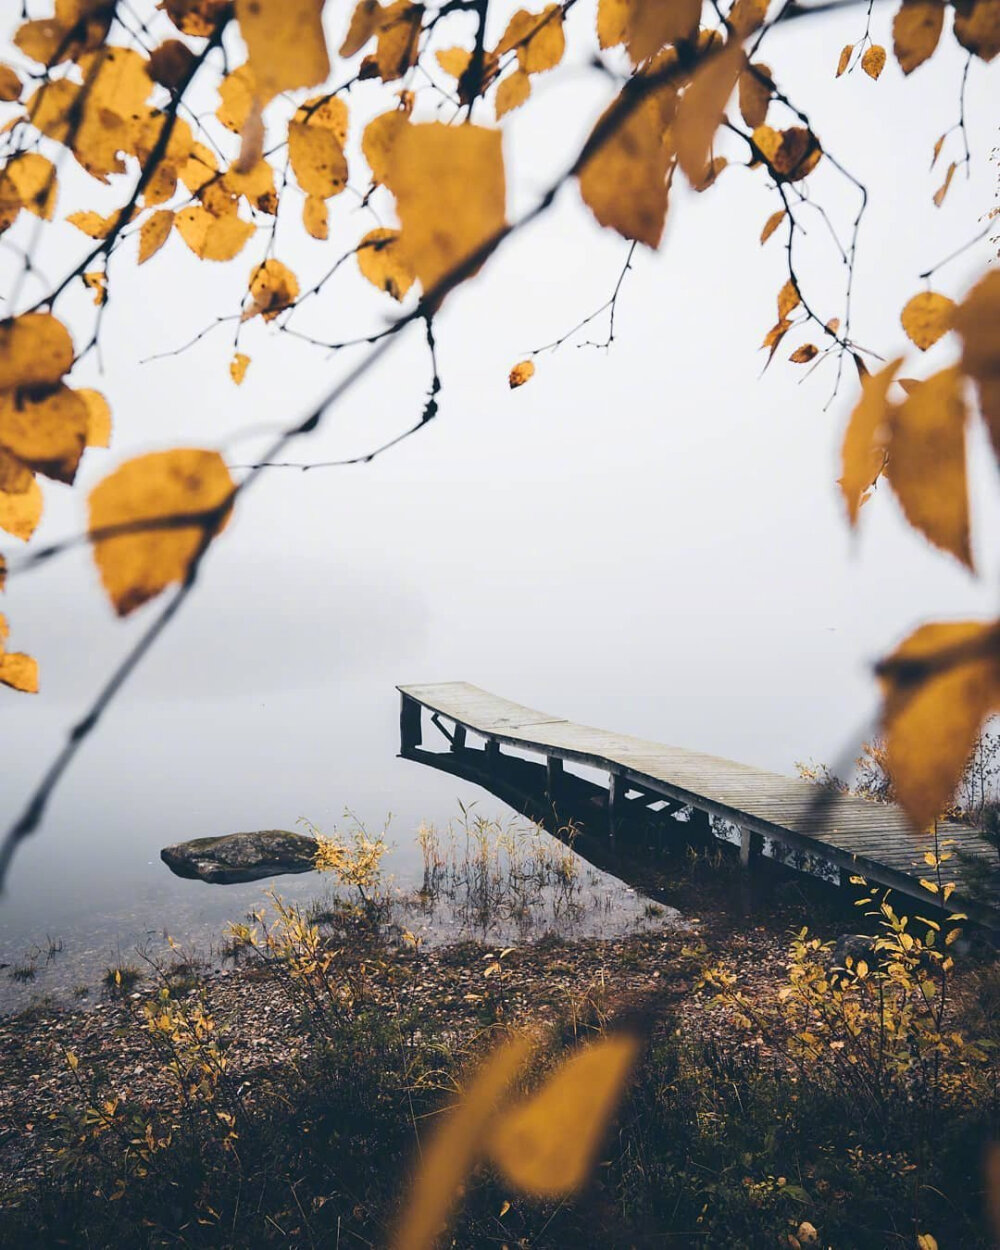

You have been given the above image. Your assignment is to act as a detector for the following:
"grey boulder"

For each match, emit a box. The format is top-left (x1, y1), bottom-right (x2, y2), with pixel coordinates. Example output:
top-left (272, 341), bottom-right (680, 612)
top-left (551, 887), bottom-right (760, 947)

top-left (161, 830), bottom-right (319, 884)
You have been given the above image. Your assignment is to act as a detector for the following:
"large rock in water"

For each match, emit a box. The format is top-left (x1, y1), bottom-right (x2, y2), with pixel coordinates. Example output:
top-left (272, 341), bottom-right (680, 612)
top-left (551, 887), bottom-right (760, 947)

top-left (161, 830), bottom-right (319, 884)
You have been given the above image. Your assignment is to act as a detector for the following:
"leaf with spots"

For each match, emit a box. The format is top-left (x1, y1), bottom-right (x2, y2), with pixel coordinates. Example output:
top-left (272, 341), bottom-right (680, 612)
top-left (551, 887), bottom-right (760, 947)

top-left (0, 477), bottom-right (43, 542)
top-left (839, 357), bottom-right (902, 524)
top-left (234, 0), bottom-right (329, 103)
top-left (88, 449), bottom-right (235, 617)
top-left (357, 228), bottom-right (415, 300)
top-left (509, 360), bottom-right (535, 388)
top-left (952, 270), bottom-right (1000, 459)
top-left (245, 259), bottom-right (300, 321)
top-left (892, 0), bottom-right (945, 74)
top-left (862, 45), bottom-right (887, 78)
top-left (139, 209), bottom-right (175, 264)
top-left (175, 207), bottom-right (254, 261)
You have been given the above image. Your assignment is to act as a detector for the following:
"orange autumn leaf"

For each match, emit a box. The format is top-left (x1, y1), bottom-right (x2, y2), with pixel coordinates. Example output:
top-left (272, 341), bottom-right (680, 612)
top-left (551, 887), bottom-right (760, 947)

top-left (393, 1033), bottom-right (535, 1250)
top-left (900, 290), bottom-right (954, 350)
top-left (675, 41), bottom-right (744, 187)
top-left (790, 343), bottom-right (819, 363)
top-left (288, 121), bottom-right (348, 199)
top-left (174, 207), bottom-right (254, 261)
top-left (577, 86), bottom-right (672, 248)
top-left (80, 388), bottom-right (112, 449)
top-left (752, 124), bottom-right (822, 181)
top-left (0, 477), bottom-right (43, 542)
top-left (884, 365), bottom-right (972, 569)
top-left (777, 278), bottom-right (800, 320)
top-left (0, 64), bottom-right (22, 102)
top-left (88, 449), bottom-right (235, 617)
top-left (217, 64), bottom-right (256, 134)
top-left (836, 43), bottom-right (853, 76)
top-left (892, 0), bottom-right (945, 73)
top-left (138, 209), bottom-right (175, 264)
top-left (496, 69), bottom-right (532, 118)
top-left (163, 0), bottom-right (230, 38)
top-left (245, 259), bottom-right (300, 320)
top-left (739, 63), bottom-right (772, 129)
top-left (862, 44), bottom-right (887, 78)
top-left (509, 360), bottom-right (535, 388)
top-left (362, 106), bottom-right (411, 185)
top-left (839, 357), bottom-right (903, 524)
top-left (878, 620), bottom-right (1000, 829)
top-left (0, 313), bottom-right (74, 391)
top-left (597, 0), bottom-right (628, 48)
top-left (302, 195), bottom-right (329, 240)
top-left (624, 0), bottom-right (699, 64)
top-left (357, 228), bottom-right (415, 300)
top-left (497, 6), bottom-right (566, 74)
top-left (760, 208), bottom-right (785, 244)
top-left (2, 153), bottom-right (57, 220)
top-left (0, 384), bottom-right (89, 484)
top-left (0, 448), bottom-right (33, 495)
top-left (0, 649), bottom-right (39, 695)
top-left (230, 353), bottom-right (251, 385)
top-left (952, 0), bottom-right (1000, 61)
top-left (951, 270), bottom-right (1000, 459)
top-left (383, 122), bottom-right (507, 296)
top-left (234, 0), bottom-right (329, 103)
top-left (370, 1), bottom-right (423, 81)
top-left (488, 1033), bottom-right (640, 1196)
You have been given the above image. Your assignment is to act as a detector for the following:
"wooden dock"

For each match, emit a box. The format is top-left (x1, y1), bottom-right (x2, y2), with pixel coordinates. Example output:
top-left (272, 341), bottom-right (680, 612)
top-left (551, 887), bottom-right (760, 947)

top-left (398, 682), bottom-right (999, 928)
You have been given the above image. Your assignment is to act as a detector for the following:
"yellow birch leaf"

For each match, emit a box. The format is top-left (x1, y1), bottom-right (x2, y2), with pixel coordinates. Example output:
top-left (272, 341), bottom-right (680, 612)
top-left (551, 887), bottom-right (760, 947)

top-left (246, 259), bottom-right (299, 320)
top-left (675, 42), bottom-right (745, 187)
top-left (302, 195), bottom-right (328, 240)
top-left (340, 0), bottom-right (383, 56)
top-left (692, 155), bottom-right (728, 191)
top-left (578, 89), bottom-right (671, 247)
top-left (625, 0), bottom-right (699, 64)
top-left (362, 108), bottom-right (410, 185)
top-left (761, 318), bottom-right (791, 364)
top-left (900, 291), bottom-right (954, 350)
top-left (217, 64), bottom-right (256, 134)
top-left (862, 44), bottom-right (887, 77)
top-left (0, 384), bottom-right (89, 484)
top-left (836, 43), bottom-right (853, 75)
top-left (80, 389), bottom-right (112, 449)
top-left (294, 94), bottom-right (349, 143)
top-left (952, 0), bottom-right (1000, 61)
top-left (597, 0), bottom-right (628, 48)
top-left (436, 46), bottom-right (471, 78)
top-left (138, 209), bottom-right (174, 264)
top-left (488, 1033), bottom-right (640, 1196)
top-left (760, 208), bottom-right (785, 244)
top-left (0, 313), bottom-right (74, 391)
top-left (147, 38), bottom-right (196, 90)
top-left (878, 620), bottom-right (1000, 830)
top-left (0, 477), bottom-right (42, 541)
top-left (777, 278), bottom-right (800, 320)
top-left (839, 357), bottom-right (903, 524)
top-left (384, 122), bottom-right (507, 295)
top-left (0, 64), bottom-right (22, 102)
top-left (235, 0), bottom-right (329, 103)
top-left (885, 366), bottom-right (971, 567)
top-left (739, 63), bottom-right (772, 129)
top-left (288, 122), bottom-right (348, 198)
top-left (892, 0), bottom-right (945, 73)
top-left (224, 158), bottom-right (277, 212)
top-left (356, 227), bottom-right (415, 300)
top-left (952, 269), bottom-right (1000, 460)
top-left (0, 449), bottom-right (32, 495)
top-left (88, 449), bottom-right (235, 617)
top-left (0, 650), bottom-right (39, 694)
top-left (25, 79), bottom-right (80, 146)
top-left (83, 270), bottom-right (107, 306)
top-left (729, 0), bottom-right (768, 36)
top-left (179, 142), bottom-right (218, 194)
top-left (373, 1), bottom-right (422, 80)
top-left (933, 161), bottom-right (956, 207)
top-left (175, 207), bottom-right (254, 261)
top-left (790, 343), bottom-right (819, 363)
top-left (752, 124), bottom-right (822, 180)
top-left (509, 360), bottom-right (535, 388)
top-left (4, 153), bottom-right (57, 220)
top-left (230, 353), bottom-right (250, 385)
top-left (163, 0), bottom-right (231, 38)
top-left (77, 47), bottom-right (152, 116)
top-left (393, 1033), bottom-right (534, 1250)
top-left (496, 69), bottom-right (531, 118)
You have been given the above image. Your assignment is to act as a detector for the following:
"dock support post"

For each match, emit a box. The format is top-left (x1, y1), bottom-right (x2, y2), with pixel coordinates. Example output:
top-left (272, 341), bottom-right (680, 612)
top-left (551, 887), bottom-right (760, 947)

top-left (546, 756), bottom-right (563, 802)
top-left (485, 738), bottom-right (500, 766)
top-left (609, 771), bottom-right (625, 840)
top-left (400, 694), bottom-right (422, 753)
top-left (451, 724), bottom-right (466, 753)
top-left (740, 827), bottom-right (764, 869)
top-left (687, 807), bottom-right (713, 851)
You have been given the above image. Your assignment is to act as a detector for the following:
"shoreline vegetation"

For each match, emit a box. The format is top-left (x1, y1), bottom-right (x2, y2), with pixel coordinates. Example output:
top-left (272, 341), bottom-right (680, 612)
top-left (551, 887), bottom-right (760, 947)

top-left (0, 813), bottom-right (998, 1248)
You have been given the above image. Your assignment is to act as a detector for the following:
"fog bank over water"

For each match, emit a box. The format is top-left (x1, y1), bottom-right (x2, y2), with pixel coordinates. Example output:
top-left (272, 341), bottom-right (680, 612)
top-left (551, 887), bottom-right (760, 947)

top-left (1, 3), bottom-right (999, 989)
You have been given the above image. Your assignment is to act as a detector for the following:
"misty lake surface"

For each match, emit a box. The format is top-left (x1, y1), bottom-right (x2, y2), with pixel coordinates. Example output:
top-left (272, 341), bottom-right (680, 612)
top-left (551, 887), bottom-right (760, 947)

top-left (0, 660), bottom-right (688, 1012)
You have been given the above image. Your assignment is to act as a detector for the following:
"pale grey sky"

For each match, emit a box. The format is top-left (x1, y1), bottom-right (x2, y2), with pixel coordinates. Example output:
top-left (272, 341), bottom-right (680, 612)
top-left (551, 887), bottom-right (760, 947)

top-left (0, 0), bottom-right (997, 948)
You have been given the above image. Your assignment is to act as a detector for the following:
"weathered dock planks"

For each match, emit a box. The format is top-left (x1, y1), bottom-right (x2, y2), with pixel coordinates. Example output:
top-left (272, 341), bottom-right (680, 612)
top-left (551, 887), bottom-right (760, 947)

top-left (398, 682), bottom-right (999, 928)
